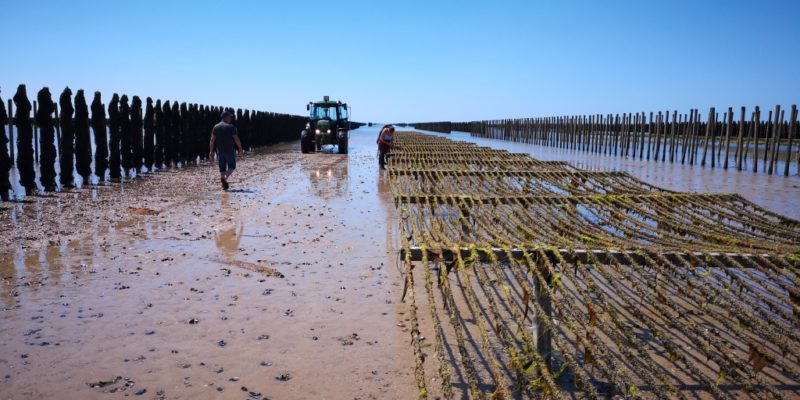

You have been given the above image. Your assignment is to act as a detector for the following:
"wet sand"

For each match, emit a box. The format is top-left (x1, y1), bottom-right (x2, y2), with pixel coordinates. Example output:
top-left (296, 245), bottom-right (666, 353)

top-left (0, 129), bottom-right (416, 399)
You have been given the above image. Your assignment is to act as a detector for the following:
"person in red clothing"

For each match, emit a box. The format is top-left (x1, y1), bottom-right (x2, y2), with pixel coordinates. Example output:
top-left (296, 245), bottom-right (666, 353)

top-left (377, 125), bottom-right (394, 170)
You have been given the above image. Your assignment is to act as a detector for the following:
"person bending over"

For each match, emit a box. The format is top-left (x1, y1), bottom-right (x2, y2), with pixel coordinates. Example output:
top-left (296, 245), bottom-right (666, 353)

top-left (377, 125), bottom-right (394, 170)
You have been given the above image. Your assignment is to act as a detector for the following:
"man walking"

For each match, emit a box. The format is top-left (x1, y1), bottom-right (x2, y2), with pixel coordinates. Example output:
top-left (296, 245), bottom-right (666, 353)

top-left (209, 110), bottom-right (244, 190)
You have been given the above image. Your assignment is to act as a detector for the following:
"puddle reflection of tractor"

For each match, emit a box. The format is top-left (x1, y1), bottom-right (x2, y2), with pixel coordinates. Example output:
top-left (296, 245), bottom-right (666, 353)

top-left (300, 96), bottom-right (350, 154)
top-left (308, 162), bottom-right (349, 199)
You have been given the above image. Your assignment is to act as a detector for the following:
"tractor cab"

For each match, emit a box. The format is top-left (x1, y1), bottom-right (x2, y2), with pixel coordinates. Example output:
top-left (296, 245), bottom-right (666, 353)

top-left (301, 96), bottom-right (350, 154)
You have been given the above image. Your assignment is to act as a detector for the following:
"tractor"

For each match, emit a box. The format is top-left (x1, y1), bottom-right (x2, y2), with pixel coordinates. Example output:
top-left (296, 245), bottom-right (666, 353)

top-left (300, 96), bottom-right (350, 154)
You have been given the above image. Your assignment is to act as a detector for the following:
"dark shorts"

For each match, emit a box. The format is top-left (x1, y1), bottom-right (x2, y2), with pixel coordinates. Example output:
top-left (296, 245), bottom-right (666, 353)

top-left (218, 152), bottom-right (236, 172)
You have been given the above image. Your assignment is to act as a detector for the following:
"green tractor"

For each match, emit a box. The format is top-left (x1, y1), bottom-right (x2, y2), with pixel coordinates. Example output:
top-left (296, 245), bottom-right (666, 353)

top-left (300, 96), bottom-right (350, 154)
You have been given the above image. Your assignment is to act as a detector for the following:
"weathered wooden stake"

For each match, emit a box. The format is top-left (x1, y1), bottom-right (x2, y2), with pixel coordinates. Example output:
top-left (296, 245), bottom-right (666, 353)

top-left (664, 111), bottom-right (670, 160)
top-left (736, 107), bottom-right (747, 170)
top-left (7, 99), bottom-right (13, 161)
top-left (784, 105), bottom-right (797, 177)
top-left (723, 107), bottom-right (733, 169)
top-left (33, 100), bottom-right (39, 163)
top-left (710, 111), bottom-right (717, 168)
top-left (535, 268), bottom-right (553, 370)
top-left (654, 111), bottom-right (662, 161)
top-left (682, 110), bottom-right (692, 164)
top-left (701, 108), bottom-right (714, 167)
top-left (669, 110), bottom-right (677, 163)
top-left (54, 103), bottom-right (61, 154)
top-left (763, 110), bottom-right (772, 173)
top-left (752, 107), bottom-right (760, 173)
top-left (767, 105), bottom-right (781, 175)
top-left (644, 111), bottom-right (650, 160)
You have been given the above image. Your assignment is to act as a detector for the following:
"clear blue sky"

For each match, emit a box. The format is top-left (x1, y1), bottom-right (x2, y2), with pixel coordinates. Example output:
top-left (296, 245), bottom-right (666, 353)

top-left (1, 0), bottom-right (798, 122)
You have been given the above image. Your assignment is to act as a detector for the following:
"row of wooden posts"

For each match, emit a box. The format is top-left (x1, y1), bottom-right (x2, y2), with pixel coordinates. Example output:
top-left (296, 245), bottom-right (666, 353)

top-left (427, 105), bottom-right (799, 177)
top-left (410, 121), bottom-right (451, 134)
top-left (0, 84), bottom-right (306, 200)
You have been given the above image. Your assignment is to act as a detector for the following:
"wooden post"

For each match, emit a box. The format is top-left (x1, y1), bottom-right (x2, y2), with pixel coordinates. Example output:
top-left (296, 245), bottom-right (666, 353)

top-left (677, 111), bottom-right (684, 162)
top-left (639, 112), bottom-right (647, 159)
top-left (752, 107), bottom-right (760, 173)
top-left (784, 105), bottom-right (797, 177)
top-left (669, 110), bottom-right (677, 163)
top-left (586, 115), bottom-right (591, 152)
top-left (762, 110), bottom-right (772, 172)
top-left (687, 110), bottom-right (694, 165)
top-left (693, 110), bottom-right (702, 165)
top-left (7, 99), bottom-right (13, 162)
top-left (594, 114), bottom-right (603, 154)
top-left (573, 116), bottom-right (579, 151)
top-left (535, 267), bottom-right (553, 370)
top-left (627, 112), bottom-right (633, 157)
top-left (774, 109), bottom-right (784, 173)
top-left (798, 108), bottom-right (800, 175)
top-left (601, 114), bottom-right (606, 154)
top-left (749, 113), bottom-right (756, 169)
top-left (596, 114), bottom-right (602, 154)
top-left (653, 111), bottom-right (662, 161)
top-left (640, 112), bottom-right (649, 160)
top-left (723, 107), bottom-right (733, 169)
top-left (54, 103), bottom-right (61, 155)
top-left (716, 110), bottom-right (725, 163)
top-left (593, 115), bottom-right (599, 153)
top-left (685, 111), bottom-right (692, 164)
top-left (661, 110), bottom-right (669, 162)
top-left (701, 107), bottom-right (713, 167)
top-left (626, 113), bottom-right (631, 156)
top-left (743, 111), bottom-right (754, 169)
top-left (613, 114), bottom-right (620, 156)
top-left (710, 111), bottom-right (717, 168)
top-left (767, 105), bottom-right (781, 175)
top-left (736, 107), bottom-right (746, 171)
top-left (636, 112), bottom-right (642, 159)
top-left (609, 113), bottom-right (615, 155)
top-left (599, 114), bottom-right (605, 154)
top-left (580, 115), bottom-right (586, 151)
top-left (623, 113), bottom-right (630, 157)
top-left (33, 100), bottom-right (39, 163)
top-left (646, 111), bottom-right (653, 160)
top-left (682, 110), bottom-right (691, 164)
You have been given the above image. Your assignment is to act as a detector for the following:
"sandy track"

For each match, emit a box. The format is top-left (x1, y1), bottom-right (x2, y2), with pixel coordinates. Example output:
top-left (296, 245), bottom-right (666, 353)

top-left (0, 134), bottom-right (416, 399)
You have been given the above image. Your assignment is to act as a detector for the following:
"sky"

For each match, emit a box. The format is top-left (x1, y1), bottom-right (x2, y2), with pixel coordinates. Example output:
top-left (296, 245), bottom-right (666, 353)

top-left (1, 0), bottom-right (798, 122)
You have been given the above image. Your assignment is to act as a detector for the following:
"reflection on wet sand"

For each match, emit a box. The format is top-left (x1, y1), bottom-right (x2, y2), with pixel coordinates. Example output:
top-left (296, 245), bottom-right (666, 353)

top-left (0, 251), bottom-right (16, 308)
top-left (24, 249), bottom-right (42, 284)
top-left (45, 244), bottom-right (63, 283)
top-left (215, 193), bottom-right (244, 259)
top-left (307, 156), bottom-right (349, 199)
top-left (215, 223), bottom-right (244, 259)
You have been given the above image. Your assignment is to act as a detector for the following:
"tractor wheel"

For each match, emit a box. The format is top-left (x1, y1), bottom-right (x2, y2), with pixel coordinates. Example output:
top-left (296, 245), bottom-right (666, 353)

top-left (300, 131), bottom-right (313, 153)
top-left (338, 137), bottom-right (348, 154)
